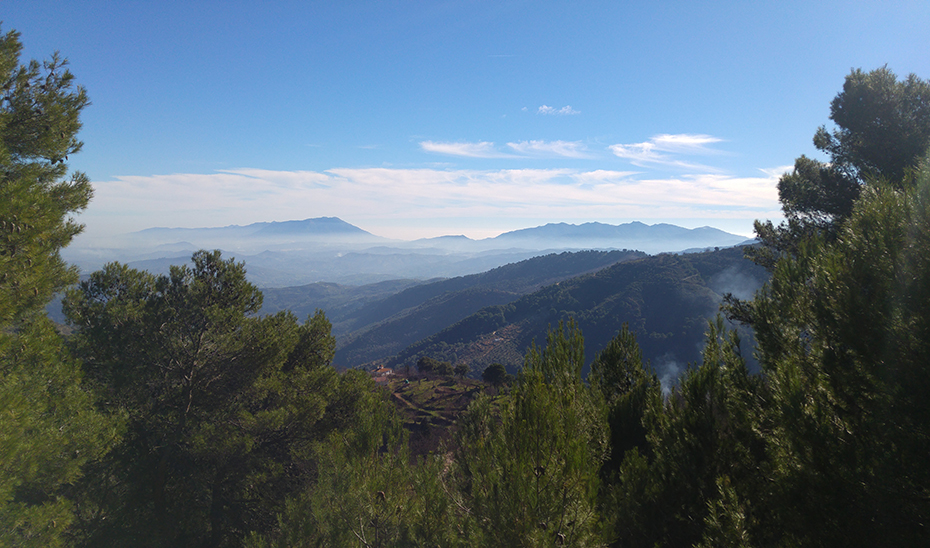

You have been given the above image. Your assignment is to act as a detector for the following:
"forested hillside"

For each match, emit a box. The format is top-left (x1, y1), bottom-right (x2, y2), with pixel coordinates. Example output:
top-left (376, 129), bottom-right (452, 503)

top-left (259, 249), bottom-right (645, 367)
top-left (331, 249), bottom-right (644, 366)
top-left (389, 245), bottom-right (766, 382)
top-left (259, 278), bottom-right (425, 335)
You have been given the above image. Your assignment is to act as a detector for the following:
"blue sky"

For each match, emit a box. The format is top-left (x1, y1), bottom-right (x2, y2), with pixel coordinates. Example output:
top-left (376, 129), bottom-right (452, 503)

top-left (5, 1), bottom-right (929, 241)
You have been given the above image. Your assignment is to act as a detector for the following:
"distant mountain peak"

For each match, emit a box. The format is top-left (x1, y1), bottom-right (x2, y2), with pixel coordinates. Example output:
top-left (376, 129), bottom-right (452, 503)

top-left (253, 217), bottom-right (372, 236)
top-left (416, 234), bottom-right (473, 242)
top-left (133, 217), bottom-right (373, 237)
top-left (490, 221), bottom-right (747, 254)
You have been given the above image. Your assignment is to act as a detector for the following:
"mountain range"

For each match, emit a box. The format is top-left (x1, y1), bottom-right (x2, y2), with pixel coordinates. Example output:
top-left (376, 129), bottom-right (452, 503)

top-left (65, 217), bottom-right (754, 286)
top-left (132, 218), bottom-right (748, 254)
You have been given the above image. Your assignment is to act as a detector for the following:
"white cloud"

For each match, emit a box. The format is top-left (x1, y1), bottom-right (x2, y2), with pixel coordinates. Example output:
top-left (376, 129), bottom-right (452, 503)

top-left (608, 142), bottom-right (664, 164)
top-left (506, 140), bottom-right (592, 159)
top-left (421, 139), bottom-right (593, 159)
top-left (537, 105), bottom-right (580, 115)
top-left (571, 170), bottom-right (640, 183)
top-left (419, 141), bottom-right (515, 158)
top-left (609, 133), bottom-right (725, 169)
top-left (651, 133), bottom-right (723, 153)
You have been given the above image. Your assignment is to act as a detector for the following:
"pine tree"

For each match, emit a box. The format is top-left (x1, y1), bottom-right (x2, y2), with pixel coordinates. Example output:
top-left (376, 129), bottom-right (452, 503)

top-left (0, 27), bottom-right (115, 547)
top-left (453, 320), bottom-right (608, 547)
top-left (609, 319), bottom-right (767, 548)
top-left (750, 67), bottom-right (930, 269)
top-left (752, 156), bottom-right (930, 546)
top-left (64, 251), bottom-right (369, 546)
top-left (589, 323), bottom-right (658, 473)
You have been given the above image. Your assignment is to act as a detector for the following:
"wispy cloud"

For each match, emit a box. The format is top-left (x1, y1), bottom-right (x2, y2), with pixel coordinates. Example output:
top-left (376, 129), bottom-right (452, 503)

top-left (421, 140), bottom-right (592, 159)
top-left (419, 141), bottom-right (515, 158)
top-left (537, 105), bottom-right (580, 115)
top-left (506, 140), bottom-right (592, 159)
top-left (759, 165), bottom-right (794, 179)
top-left (650, 134), bottom-right (723, 153)
top-left (609, 133), bottom-right (725, 169)
top-left (571, 170), bottom-right (641, 183)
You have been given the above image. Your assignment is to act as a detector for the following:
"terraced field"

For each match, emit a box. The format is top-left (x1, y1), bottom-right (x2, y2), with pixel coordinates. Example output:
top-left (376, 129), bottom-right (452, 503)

top-left (382, 376), bottom-right (501, 457)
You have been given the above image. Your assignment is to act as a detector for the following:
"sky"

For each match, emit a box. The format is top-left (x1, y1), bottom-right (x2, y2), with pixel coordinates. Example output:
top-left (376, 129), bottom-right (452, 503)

top-left (4, 1), bottom-right (929, 242)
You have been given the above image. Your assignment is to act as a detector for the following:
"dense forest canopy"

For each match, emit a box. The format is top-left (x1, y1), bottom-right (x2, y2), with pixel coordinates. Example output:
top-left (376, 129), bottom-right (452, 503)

top-left (2, 25), bottom-right (930, 547)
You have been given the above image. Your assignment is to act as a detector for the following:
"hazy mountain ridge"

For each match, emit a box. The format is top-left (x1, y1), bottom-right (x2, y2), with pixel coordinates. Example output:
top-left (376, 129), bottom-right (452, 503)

top-left (66, 217), bottom-right (752, 286)
top-left (130, 218), bottom-right (752, 255)
top-left (259, 278), bottom-right (427, 335)
top-left (327, 249), bottom-right (645, 366)
top-left (109, 248), bottom-right (555, 287)
top-left (337, 249), bottom-right (645, 330)
top-left (137, 216), bottom-right (373, 239)
top-left (252, 217), bottom-right (374, 236)
top-left (495, 221), bottom-right (732, 240)
top-left (491, 221), bottom-right (752, 254)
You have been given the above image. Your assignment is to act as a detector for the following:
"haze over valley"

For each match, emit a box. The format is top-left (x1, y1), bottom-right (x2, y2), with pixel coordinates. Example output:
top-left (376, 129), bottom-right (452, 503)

top-left (63, 216), bottom-right (753, 286)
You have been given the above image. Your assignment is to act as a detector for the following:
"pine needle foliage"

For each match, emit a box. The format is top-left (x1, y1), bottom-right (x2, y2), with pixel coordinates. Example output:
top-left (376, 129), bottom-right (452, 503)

top-left (0, 26), bottom-right (115, 547)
